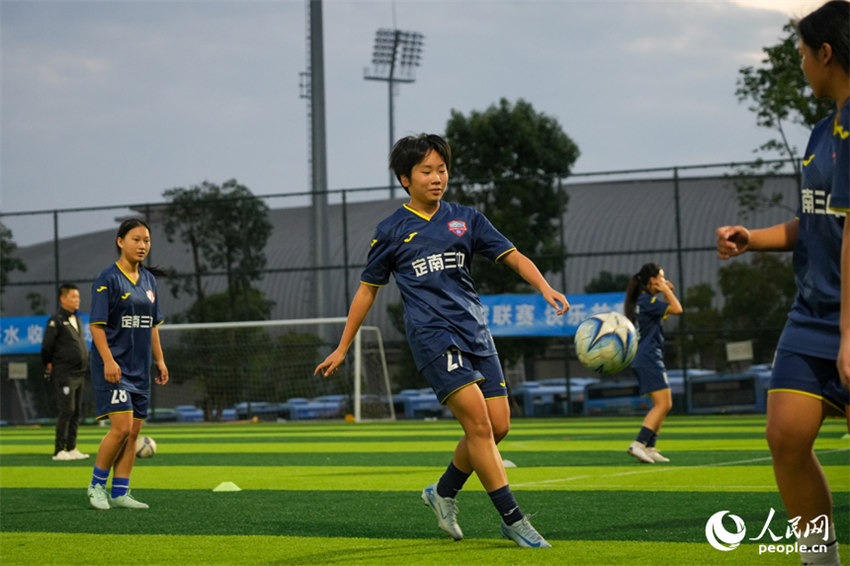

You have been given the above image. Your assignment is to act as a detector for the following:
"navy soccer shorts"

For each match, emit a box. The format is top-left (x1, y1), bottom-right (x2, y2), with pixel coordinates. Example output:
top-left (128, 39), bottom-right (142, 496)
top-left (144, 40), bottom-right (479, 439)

top-left (632, 365), bottom-right (671, 396)
top-left (94, 388), bottom-right (150, 421)
top-left (421, 348), bottom-right (508, 404)
top-left (770, 348), bottom-right (849, 413)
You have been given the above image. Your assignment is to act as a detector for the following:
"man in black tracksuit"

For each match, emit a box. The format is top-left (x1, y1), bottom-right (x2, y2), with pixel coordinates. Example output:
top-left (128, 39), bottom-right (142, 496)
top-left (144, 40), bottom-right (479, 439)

top-left (41, 283), bottom-right (90, 461)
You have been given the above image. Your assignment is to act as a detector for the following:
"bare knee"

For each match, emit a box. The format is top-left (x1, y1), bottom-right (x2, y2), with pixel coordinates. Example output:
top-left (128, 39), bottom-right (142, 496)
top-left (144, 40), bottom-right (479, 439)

top-left (464, 416), bottom-right (495, 443)
top-left (108, 421), bottom-right (133, 443)
top-left (766, 422), bottom-right (814, 468)
top-left (492, 420), bottom-right (510, 444)
top-left (656, 398), bottom-right (673, 414)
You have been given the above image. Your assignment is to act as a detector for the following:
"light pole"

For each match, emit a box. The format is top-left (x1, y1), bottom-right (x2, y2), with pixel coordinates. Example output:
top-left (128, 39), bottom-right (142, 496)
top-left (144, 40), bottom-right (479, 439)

top-left (364, 28), bottom-right (424, 198)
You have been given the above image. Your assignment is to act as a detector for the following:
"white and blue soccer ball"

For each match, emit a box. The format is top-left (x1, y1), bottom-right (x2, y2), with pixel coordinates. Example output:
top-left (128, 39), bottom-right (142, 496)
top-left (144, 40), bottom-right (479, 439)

top-left (574, 312), bottom-right (638, 374)
top-left (135, 436), bottom-right (157, 458)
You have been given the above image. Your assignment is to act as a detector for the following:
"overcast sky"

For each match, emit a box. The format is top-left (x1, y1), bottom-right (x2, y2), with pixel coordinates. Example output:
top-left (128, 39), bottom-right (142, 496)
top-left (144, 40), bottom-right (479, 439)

top-left (0, 0), bottom-right (827, 246)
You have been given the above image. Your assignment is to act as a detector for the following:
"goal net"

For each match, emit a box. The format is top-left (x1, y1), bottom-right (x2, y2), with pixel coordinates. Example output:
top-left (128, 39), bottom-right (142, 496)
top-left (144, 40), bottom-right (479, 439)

top-left (154, 318), bottom-right (394, 422)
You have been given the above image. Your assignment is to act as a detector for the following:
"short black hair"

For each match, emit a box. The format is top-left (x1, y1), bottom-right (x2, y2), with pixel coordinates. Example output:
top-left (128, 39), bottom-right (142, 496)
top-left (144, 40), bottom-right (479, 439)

top-left (797, 0), bottom-right (849, 75)
top-left (58, 283), bottom-right (79, 299)
top-left (388, 134), bottom-right (451, 195)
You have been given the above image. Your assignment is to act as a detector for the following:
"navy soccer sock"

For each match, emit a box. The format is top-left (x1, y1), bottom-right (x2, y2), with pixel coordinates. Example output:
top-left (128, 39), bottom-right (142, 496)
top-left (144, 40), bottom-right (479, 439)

top-left (90, 465), bottom-right (109, 488)
top-left (489, 485), bottom-right (524, 526)
top-left (111, 477), bottom-right (130, 498)
top-left (436, 461), bottom-right (471, 499)
top-left (646, 431), bottom-right (659, 449)
top-left (636, 426), bottom-right (655, 446)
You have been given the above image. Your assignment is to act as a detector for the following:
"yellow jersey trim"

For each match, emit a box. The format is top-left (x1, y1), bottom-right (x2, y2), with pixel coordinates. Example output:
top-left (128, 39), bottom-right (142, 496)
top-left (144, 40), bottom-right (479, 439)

top-left (495, 248), bottom-right (517, 263)
top-left (360, 280), bottom-right (386, 288)
top-left (768, 388), bottom-right (845, 413)
top-left (115, 262), bottom-right (139, 285)
top-left (440, 378), bottom-right (485, 404)
top-left (95, 409), bottom-right (133, 421)
top-left (642, 386), bottom-right (671, 397)
top-left (403, 203), bottom-right (437, 221)
top-left (483, 394), bottom-right (509, 401)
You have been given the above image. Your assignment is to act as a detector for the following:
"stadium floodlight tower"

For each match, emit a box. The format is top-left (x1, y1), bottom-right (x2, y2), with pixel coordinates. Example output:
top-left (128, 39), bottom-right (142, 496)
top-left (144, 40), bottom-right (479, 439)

top-left (364, 28), bottom-right (424, 198)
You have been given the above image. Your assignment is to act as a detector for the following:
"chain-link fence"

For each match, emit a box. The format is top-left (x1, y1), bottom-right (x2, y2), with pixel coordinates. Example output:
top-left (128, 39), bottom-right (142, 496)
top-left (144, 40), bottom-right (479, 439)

top-left (1, 159), bottom-right (802, 422)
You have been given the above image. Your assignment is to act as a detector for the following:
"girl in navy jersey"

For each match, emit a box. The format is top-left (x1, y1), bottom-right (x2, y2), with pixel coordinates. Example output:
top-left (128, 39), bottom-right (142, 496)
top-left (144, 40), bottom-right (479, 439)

top-left (623, 263), bottom-right (682, 464)
top-left (315, 134), bottom-right (568, 548)
top-left (718, 3), bottom-right (849, 563)
top-left (87, 218), bottom-right (169, 510)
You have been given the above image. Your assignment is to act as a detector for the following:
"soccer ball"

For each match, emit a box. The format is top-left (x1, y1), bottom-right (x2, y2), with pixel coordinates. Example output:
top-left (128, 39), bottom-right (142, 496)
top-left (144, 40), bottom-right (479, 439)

top-left (135, 436), bottom-right (157, 458)
top-left (574, 312), bottom-right (638, 374)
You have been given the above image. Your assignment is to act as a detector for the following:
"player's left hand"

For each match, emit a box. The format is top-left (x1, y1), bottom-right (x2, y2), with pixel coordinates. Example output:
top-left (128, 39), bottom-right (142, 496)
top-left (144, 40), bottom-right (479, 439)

top-left (315, 349), bottom-right (346, 378)
top-left (155, 360), bottom-right (169, 386)
top-left (543, 289), bottom-right (569, 316)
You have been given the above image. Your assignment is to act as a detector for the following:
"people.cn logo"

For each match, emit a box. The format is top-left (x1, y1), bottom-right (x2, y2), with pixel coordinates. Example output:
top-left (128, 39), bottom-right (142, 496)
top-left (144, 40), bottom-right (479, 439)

top-left (705, 510), bottom-right (747, 551)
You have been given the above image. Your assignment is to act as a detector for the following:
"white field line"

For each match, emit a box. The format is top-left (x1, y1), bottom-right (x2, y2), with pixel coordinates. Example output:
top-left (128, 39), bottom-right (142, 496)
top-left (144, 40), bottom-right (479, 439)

top-left (511, 447), bottom-right (850, 489)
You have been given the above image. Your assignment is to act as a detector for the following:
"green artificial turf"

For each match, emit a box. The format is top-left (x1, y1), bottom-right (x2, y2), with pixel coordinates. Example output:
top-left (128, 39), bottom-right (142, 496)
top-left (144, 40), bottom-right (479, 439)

top-left (1, 415), bottom-right (847, 566)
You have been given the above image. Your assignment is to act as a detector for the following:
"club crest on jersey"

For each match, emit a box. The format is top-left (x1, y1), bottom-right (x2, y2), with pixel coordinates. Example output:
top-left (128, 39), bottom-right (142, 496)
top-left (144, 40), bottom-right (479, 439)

top-left (146, 289), bottom-right (155, 303)
top-left (448, 220), bottom-right (467, 236)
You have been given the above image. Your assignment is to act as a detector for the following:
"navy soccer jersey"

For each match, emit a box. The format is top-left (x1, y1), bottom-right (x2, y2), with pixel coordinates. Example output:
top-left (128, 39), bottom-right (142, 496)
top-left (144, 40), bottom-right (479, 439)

top-left (90, 263), bottom-right (163, 393)
top-left (361, 201), bottom-right (515, 370)
top-left (630, 294), bottom-right (669, 370)
top-left (778, 106), bottom-right (846, 360)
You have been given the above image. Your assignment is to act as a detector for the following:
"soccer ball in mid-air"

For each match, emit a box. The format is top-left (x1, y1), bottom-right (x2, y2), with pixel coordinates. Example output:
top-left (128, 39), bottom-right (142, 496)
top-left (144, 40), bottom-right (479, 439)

top-left (574, 312), bottom-right (638, 374)
top-left (135, 436), bottom-right (157, 458)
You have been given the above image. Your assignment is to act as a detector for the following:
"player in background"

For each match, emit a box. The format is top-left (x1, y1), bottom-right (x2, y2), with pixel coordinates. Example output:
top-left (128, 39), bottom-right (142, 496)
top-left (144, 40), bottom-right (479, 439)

top-left (717, 3), bottom-right (849, 564)
top-left (315, 133), bottom-right (568, 548)
top-left (87, 218), bottom-right (169, 510)
top-left (41, 283), bottom-right (90, 461)
top-left (623, 263), bottom-right (682, 464)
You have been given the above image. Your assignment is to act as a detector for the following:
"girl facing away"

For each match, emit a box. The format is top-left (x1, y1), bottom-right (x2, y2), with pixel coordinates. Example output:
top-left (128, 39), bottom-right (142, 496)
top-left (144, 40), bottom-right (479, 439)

top-left (718, 3), bottom-right (849, 564)
top-left (315, 133), bottom-right (569, 548)
top-left (623, 263), bottom-right (682, 464)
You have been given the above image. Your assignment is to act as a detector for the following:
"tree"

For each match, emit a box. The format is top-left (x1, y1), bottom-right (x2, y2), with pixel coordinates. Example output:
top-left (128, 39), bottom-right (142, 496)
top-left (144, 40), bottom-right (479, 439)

top-left (26, 292), bottom-right (48, 315)
top-left (717, 253), bottom-right (796, 363)
top-left (184, 289), bottom-right (274, 324)
top-left (682, 283), bottom-right (724, 369)
top-left (444, 98), bottom-right (580, 368)
top-left (162, 179), bottom-right (273, 322)
top-left (0, 222), bottom-right (27, 312)
top-left (160, 180), bottom-right (276, 416)
top-left (584, 271), bottom-right (630, 294)
top-left (446, 98), bottom-right (579, 290)
top-left (733, 21), bottom-right (833, 215)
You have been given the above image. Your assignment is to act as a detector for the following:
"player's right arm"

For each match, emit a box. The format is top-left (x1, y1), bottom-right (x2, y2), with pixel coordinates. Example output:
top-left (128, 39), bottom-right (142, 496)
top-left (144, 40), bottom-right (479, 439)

top-left (314, 283), bottom-right (380, 377)
top-left (654, 278), bottom-right (683, 316)
top-left (90, 324), bottom-right (122, 384)
top-left (716, 220), bottom-right (798, 259)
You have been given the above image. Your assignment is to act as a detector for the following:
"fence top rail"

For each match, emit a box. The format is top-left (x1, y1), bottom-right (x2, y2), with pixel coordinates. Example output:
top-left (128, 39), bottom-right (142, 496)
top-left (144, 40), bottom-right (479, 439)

top-left (158, 317), bottom-right (349, 330)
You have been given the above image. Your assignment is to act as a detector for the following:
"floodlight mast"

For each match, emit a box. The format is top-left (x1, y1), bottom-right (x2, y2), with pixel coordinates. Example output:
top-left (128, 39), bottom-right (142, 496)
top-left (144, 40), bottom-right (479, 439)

top-left (364, 29), bottom-right (424, 198)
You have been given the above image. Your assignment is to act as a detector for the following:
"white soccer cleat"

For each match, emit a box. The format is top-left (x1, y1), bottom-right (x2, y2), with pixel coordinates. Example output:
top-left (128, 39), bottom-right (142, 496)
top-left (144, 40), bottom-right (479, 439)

top-left (68, 448), bottom-right (90, 460)
top-left (627, 441), bottom-right (655, 464)
top-left (87, 484), bottom-right (110, 510)
top-left (421, 483), bottom-right (463, 540)
top-left (109, 490), bottom-right (149, 509)
top-left (501, 517), bottom-right (552, 548)
top-left (647, 448), bottom-right (670, 463)
top-left (52, 450), bottom-right (73, 461)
